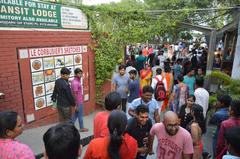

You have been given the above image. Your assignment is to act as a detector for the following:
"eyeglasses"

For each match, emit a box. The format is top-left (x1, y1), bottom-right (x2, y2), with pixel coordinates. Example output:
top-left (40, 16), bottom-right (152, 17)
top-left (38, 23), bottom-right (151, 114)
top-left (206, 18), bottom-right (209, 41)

top-left (166, 123), bottom-right (179, 129)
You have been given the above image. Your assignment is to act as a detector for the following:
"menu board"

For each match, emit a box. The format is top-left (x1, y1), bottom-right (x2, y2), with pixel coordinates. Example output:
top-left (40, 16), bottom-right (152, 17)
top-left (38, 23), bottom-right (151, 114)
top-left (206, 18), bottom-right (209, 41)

top-left (30, 53), bottom-right (83, 110)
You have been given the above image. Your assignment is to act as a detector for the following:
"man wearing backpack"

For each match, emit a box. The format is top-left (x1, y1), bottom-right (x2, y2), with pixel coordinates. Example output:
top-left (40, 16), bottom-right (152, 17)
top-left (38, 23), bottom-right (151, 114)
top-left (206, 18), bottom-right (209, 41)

top-left (151, 68), bottom-right (167, 112)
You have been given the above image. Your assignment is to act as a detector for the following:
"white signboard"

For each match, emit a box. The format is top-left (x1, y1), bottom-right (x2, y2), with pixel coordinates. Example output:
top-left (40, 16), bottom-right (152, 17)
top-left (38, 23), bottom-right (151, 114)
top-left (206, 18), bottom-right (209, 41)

top-left (61, 7), bottom-right (88, 29)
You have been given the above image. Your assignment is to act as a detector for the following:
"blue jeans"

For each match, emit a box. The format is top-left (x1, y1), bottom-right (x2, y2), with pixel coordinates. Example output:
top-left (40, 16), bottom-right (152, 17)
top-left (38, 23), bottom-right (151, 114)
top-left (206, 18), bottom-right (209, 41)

top-left (71, 104), bottom-right (84, 129)
top-left (212, 127), bottom-right (219, 158)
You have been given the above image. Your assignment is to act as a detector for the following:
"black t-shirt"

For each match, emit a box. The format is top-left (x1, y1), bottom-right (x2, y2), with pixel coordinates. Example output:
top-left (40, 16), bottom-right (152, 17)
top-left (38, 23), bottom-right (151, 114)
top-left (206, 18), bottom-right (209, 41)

top-left (126, 117), bottom-right (152, 148)
top-left (178, 104), bottom-right (193, 129)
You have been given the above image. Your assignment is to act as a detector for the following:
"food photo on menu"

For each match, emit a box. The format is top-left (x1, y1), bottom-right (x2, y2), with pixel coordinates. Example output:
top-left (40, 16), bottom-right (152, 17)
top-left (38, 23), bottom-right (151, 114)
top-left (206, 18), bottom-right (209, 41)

top-left (34, 97), bottom-right (46, 110)
top-left (74, 54), bottom-right (82, 65)
top-left (65, 55), bottom-right (74, 66)
top-left (55, 56), bottom-right (65, 68)
top-left (44, 69), bottom-right (56, 82)
top-left (33, 84), bottom-right (45, 98)
top-left (31, 58), bottom-right (43, 72)
top-left (43, 57), bottom-right (55, 70)
top-left (32, 72), bottom-right (44, 85)
top-left (45, 82), bottom-right (55, 95)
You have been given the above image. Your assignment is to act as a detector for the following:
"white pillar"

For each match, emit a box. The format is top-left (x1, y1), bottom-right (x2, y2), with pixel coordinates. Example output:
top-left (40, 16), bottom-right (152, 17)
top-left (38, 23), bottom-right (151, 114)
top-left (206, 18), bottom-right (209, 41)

top-left (231, 18), bottom-right (240, 79)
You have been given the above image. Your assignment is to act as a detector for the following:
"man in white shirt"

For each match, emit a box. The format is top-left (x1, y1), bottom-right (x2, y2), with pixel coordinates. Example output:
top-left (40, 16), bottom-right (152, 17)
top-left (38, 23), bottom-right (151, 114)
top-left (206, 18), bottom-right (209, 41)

top-left (194, 77), bottom-right (209, 118)
top-left (158, 50), bottom-right (166, 69)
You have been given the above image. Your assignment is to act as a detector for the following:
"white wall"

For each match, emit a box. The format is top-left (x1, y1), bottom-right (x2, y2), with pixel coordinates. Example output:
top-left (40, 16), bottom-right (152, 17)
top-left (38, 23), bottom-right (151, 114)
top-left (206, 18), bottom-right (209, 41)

top-left (231, 22), bottom-right (240, 79)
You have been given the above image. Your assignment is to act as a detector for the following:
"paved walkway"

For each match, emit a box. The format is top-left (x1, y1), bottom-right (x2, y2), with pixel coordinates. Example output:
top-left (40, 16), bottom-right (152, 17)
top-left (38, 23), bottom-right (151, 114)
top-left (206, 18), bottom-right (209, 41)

top-left (17, 109), bottom-right (214, 159)
top-left (17, 110), bottom-right (100, 158)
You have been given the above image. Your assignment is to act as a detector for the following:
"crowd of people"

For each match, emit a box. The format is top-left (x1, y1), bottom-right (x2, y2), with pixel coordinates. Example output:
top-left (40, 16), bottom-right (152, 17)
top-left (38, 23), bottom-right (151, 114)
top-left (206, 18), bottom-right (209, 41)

top-left (108, 44), bottom-right (240, 159)
top-left (0, 43), bottom-right (240, 159)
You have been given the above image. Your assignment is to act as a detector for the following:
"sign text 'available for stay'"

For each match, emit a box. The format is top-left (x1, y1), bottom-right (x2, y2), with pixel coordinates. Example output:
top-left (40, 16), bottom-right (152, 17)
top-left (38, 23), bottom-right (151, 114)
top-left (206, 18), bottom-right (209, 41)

top-left (0, 0), bottom-right (88, 29)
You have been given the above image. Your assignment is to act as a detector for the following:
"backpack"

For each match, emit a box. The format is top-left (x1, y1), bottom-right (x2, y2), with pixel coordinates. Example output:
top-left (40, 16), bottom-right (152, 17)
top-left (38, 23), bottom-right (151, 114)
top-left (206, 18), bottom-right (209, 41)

top-left (154, 77), bottom-right (166, 101)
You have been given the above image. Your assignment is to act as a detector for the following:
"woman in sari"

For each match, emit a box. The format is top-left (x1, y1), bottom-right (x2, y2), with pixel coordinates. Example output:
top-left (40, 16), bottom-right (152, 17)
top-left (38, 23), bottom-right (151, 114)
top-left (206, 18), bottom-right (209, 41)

top-left (139, 62), bottom-right (152, 96)
top-left (161, 64), bottom-right (174, 112)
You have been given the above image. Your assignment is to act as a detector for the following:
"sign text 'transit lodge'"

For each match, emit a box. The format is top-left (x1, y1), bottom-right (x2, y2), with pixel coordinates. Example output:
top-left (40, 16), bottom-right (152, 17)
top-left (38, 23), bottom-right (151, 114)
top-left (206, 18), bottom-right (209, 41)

top-left (0, 0), bottom-right (88, 30)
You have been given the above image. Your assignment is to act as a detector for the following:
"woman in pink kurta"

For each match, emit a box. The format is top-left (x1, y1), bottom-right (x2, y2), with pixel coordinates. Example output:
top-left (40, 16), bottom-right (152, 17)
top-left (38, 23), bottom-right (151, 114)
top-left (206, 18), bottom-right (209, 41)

top-left (0, 111), bottom-right (35, 159)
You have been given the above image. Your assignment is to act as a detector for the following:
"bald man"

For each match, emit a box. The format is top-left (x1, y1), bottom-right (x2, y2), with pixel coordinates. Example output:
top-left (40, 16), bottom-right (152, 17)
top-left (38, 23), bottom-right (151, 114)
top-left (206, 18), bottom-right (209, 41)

top-left (148, 111), bottom-right (194, 159)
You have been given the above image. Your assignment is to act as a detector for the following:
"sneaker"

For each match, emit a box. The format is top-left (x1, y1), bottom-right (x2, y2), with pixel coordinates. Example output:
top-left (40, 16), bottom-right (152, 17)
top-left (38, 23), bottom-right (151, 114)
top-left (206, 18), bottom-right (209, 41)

top-left (79, 128), bottom-right (89, 132)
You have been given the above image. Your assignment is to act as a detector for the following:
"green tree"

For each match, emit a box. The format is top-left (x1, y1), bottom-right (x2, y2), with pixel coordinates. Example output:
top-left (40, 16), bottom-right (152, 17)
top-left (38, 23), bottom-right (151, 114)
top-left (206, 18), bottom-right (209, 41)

top-left (144, 0), bottom-right (240, 29)
top-left (77, 0), bottom-right (186, 100)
